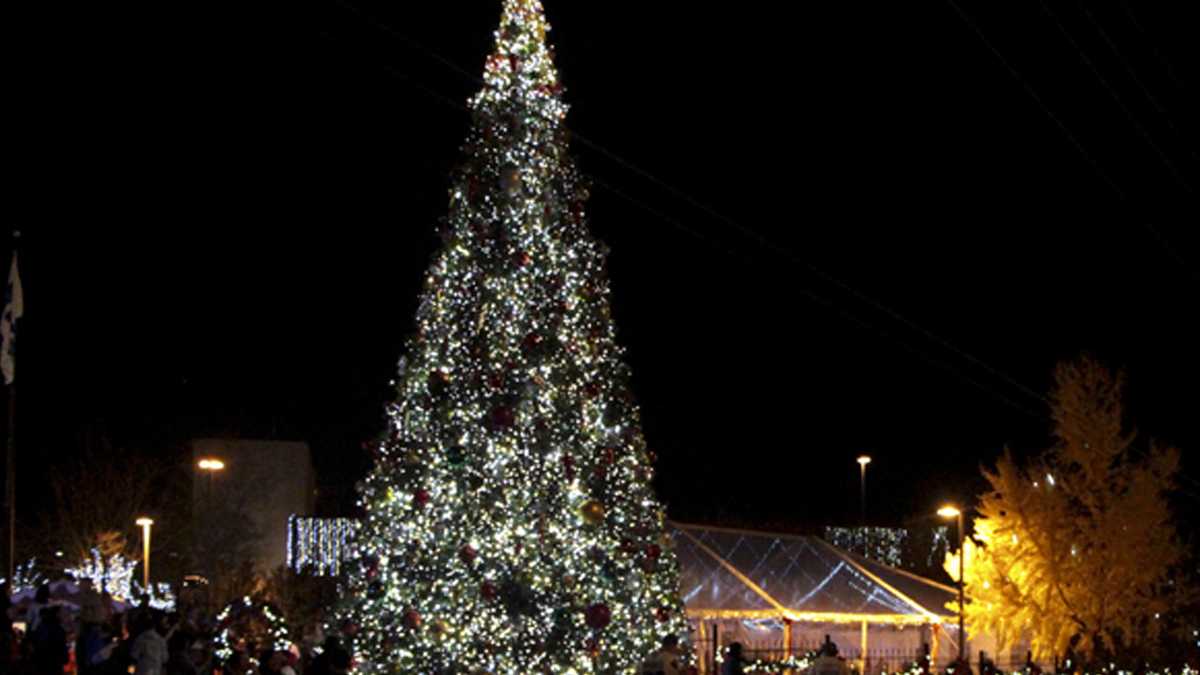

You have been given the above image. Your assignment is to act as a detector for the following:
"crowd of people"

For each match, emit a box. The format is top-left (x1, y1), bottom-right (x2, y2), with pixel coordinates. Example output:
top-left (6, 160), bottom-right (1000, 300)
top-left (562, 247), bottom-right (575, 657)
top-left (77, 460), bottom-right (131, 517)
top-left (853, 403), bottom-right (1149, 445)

top-left (1, 582), bottom-right (352, 675)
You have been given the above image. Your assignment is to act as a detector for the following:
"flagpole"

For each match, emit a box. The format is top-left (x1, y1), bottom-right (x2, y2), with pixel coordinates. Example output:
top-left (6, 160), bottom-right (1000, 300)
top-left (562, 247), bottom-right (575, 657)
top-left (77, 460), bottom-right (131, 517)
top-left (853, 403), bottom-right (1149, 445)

top-left (3, 231), bottom-right (18, 585)
top-left (5, 380), bottom-right (13, 584)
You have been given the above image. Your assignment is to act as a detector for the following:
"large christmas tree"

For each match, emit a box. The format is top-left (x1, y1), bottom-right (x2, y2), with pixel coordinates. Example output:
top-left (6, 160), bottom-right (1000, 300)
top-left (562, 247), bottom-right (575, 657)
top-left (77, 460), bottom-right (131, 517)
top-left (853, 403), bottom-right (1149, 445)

top-left (340, 1), bottom-right (690, 672)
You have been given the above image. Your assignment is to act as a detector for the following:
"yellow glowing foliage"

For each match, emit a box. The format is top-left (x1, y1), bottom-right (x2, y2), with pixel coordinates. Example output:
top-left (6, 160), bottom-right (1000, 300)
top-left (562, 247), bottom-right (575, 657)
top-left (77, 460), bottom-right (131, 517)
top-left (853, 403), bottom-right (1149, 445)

top-left (956, 358), bottom-right (1186, 662)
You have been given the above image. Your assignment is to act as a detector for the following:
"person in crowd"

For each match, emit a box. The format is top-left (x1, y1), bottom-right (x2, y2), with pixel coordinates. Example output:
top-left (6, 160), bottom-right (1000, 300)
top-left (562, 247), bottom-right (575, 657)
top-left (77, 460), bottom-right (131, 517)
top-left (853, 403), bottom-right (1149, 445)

top-left (78, 579), bottom-right (104, 625)
top-left (301, 612), bottom-right (325, 661)
top-left (77, 579), bottom-right (107, 675)
top-left (80, 618), bottom-right (120, 675)
top-left (1, 586), bottom-right (16, 670)
top-left (165, 632), bottom-right (199, 675)
top-left (32, 605), bottom-right (71, 675)
top-left (720, 641), bottom-right (746, 675)
top-left (325, 648), bottom-right (352, 675)
top-left (812, 635), bottom-right (848, 675)
top-left (258, 649), bottom-right (283, 675)
top-left (99, 591), bottom-right (115, 625)
top-left (88, 612), bottom-right (133, 675)
top-left (642, 634), bottom-right (684, 675)
top-left (187, 640), bottom-right (213, 675)
top-left (948, 657), bottom-right (974, 675)
top-left (25, 583), bottom-right (51, 635)
top-left (260, 648), bottom-right (300, 675)
top-left (308, 636), bottom-right (350, 675)
top-left (131, 611), bottom-right (174, 675)
top-left (225, 649), bottom-right (257, 675)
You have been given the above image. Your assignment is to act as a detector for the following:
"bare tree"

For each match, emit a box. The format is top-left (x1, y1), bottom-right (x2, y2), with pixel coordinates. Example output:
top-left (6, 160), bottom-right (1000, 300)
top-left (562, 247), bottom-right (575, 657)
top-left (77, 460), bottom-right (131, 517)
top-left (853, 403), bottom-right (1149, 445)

top-left (40, 446), bottom-right (173, 570)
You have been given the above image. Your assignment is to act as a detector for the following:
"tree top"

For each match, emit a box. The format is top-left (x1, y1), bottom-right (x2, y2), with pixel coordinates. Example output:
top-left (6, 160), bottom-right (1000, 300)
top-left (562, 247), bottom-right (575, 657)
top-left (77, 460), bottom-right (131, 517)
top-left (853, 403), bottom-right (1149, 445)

top-left (473, 0), bottom-right (567, 119)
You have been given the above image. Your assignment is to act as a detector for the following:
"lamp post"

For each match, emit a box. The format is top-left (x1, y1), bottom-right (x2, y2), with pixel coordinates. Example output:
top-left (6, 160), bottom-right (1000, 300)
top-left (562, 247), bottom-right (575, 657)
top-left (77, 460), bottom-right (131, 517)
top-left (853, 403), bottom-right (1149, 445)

top-left (938, 505), bottom-right (965, 663)
top-left (136, 517), bottom-right (154, 589)
top-left (196, 458), bottom-right (225, 611)
top-left (857, 456), bottom-right (872, 558)
top-left (856, 455), bottom-right (871, 523)
top-left (197, 458), bottom-right (225, 500)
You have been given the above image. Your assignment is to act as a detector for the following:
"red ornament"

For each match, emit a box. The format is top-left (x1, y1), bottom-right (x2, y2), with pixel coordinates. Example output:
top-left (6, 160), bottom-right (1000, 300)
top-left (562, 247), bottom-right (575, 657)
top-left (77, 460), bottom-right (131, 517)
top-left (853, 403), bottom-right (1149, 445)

top-left (481, 581), bottom-right (498, 601)
top-left (646, 544), bottom-right (662, 560)
top-left (584, 637), bottom-right (599, 656)
top-left (522, 332), bottom-right (543, 352)
top-left (402, 610), bottom-right (421, 630)
top-left (599, 447), bottom-right (616, 466)
top-left (509, 54), bottom-right (519, 73)
top-left (620, 539), bottom-right (637, 555)
top-left (585, 603), bottom-right (611, 630)
top-left (490, 406), bottom-right (516, 429)
top-left (427, 369), bottom-right (450, 393)
top-left (656, 607), bottom-right (671, 623)
top-left (460, 545), bottom-right (477, 564)
top-left (413, 489), bottom-right (431, 508)
top-left (513, 251), bottom-right (532, 267)
top-left (584, 382), bottom-right (601, 399)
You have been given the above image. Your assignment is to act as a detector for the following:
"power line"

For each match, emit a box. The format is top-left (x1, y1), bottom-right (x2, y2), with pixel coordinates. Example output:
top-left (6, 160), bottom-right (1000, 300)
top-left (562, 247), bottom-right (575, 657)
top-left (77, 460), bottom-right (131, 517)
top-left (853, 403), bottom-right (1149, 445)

top-left (1078, 2), bottom-right (1200, 165)
top-left (323, 0), bottom-right (1058, 410)
top-left (1036, 0), bottom-right (1196, 196)
top-left (317, 3), bottom-right (1200, 507)
top-left (322, 0), bottom-right (1197, 455)
top-left (941, 0), bottom-right (1197, 283)
top-left (1115, 0), bottom-right (1193, 97)
top-left (319, 29), bottom-right (1048, 423)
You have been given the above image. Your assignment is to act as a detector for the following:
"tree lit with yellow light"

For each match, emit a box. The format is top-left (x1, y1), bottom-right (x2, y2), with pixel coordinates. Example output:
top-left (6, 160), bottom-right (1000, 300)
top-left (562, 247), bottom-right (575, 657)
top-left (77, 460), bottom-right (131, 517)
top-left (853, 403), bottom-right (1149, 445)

top-left (955, 357), bottom-right (1191, 665)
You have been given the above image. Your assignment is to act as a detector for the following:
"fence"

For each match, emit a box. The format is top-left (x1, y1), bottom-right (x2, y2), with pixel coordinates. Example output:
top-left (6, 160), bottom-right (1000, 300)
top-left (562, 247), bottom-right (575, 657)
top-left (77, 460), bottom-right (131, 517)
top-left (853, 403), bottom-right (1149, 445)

top-left (693, 635), bottom-right (1031, 674)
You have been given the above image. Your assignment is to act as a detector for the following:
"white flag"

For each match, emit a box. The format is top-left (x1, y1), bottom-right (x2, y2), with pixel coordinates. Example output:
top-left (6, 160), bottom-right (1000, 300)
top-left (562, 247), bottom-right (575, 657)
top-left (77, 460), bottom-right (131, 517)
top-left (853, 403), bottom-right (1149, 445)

top-left (1, 253), bottom-right (23, 385)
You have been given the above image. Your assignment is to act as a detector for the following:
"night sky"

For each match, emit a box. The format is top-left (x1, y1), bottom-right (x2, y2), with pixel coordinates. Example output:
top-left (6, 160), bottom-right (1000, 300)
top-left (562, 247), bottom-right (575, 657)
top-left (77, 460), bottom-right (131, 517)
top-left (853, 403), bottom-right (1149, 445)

top-left (6, 2), bottom-right (1199, 533)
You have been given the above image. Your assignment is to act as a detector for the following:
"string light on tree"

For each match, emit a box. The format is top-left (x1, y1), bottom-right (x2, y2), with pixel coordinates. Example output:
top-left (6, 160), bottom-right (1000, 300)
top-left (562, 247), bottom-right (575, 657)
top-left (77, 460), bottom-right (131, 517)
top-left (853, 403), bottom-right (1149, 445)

top-left (334, 1), bottom-right (690, 672)
top-left (64, 548), bottom-right (176, 609)
top-left (66, 549), bottom-right (137, 599)
top-left (0, 558), bottom-right (45, 594)
top-left (214, 597), bottom-right (292, 664)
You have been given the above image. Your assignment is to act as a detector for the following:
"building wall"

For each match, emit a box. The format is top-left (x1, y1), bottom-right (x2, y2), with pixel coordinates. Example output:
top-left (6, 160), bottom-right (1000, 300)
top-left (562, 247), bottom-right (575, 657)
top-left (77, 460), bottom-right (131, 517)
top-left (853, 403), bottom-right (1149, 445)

top-left (191, 439), bottom-right (316, 572)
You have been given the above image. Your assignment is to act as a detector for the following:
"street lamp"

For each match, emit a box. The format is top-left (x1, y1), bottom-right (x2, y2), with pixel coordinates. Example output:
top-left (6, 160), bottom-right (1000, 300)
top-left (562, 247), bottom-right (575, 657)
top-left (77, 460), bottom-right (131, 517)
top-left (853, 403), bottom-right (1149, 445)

top-left (196, 458), bottom-right (226, 612)
top-left (197, 458), bottom-right (225, 501)
top-left (136, 517), bottom-right (154, 588)
top-left (856, 456), bottom-right (871, 526)
top-left (938, 505), bottom-right (965, 663)
top-left (197, 458), bottom-right (225, 471)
